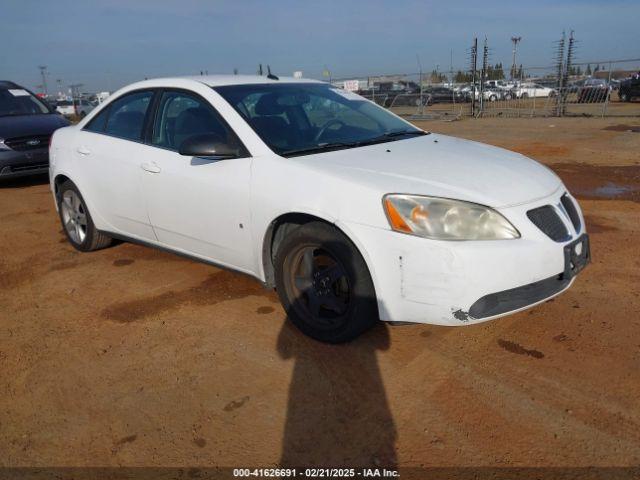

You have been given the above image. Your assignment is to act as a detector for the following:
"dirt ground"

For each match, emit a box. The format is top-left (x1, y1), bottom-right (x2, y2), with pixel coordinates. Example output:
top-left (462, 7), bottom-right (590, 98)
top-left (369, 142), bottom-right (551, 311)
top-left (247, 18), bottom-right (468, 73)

top-left (1, 117), bottom-right (639, 473)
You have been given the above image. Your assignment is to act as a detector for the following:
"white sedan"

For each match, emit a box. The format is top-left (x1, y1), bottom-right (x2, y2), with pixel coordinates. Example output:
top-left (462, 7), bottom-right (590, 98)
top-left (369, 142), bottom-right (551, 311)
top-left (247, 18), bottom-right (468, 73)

top-left (56, 98), bottom-right (95, 118)
top-left (49, 75), bottom-right (589, 343)
top-left (513, 83), bottom-right (557, 98)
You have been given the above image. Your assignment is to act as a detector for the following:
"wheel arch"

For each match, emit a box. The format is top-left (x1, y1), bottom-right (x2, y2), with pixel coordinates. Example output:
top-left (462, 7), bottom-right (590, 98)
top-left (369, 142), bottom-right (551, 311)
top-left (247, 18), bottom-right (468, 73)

top-left (260, 212), bottom-right (378, 295)
top-left (53, 173), bottom-right (72, 199)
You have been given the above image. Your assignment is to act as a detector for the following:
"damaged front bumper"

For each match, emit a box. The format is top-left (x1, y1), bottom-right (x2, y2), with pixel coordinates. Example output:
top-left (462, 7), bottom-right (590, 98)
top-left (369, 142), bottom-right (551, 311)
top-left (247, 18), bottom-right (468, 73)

top-left (341, 193), bottom-right (589, 326)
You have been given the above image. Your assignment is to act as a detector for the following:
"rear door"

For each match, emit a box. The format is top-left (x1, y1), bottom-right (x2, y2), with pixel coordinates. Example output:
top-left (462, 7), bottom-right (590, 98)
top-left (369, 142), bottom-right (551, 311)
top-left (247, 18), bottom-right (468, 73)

top-left (141, 89), bottom-right (254, 272)
top-left (76, 90), bottom-right (157, 240)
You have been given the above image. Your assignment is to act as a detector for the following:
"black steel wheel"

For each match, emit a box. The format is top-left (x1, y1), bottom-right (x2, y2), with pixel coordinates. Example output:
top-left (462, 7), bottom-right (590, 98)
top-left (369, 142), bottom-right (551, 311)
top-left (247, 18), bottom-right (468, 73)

top-left (275, 222), bottom-right (378, 343)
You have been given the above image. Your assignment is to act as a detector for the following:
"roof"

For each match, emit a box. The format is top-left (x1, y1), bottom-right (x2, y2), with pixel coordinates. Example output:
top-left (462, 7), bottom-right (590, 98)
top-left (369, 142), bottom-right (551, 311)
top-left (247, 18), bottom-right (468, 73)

top-left (178, 74), bottom-right (324, 87)
top-left (0, 80), bottom-right (21, 89)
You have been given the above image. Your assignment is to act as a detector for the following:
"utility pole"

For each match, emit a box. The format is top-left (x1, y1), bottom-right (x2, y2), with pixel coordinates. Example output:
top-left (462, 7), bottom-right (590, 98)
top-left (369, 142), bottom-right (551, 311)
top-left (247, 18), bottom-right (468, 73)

top-left (555, 31), bottom-right (566, 116)
top-left (416, 54), bottom-right (424, 115)
top-left (38, 65), bottom-right (48, 96)
top-left (470, 37), bottom-right (478, 117)
top-left (479, 37), bottom-right (489, 116)
top-left (510, 36), bottom-right (521, 80)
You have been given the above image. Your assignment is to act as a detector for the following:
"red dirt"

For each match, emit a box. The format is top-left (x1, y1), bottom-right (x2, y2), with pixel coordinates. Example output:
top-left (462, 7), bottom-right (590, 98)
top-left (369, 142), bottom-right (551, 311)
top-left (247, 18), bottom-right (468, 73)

top-left (1, 117), bottom-right (639, 471)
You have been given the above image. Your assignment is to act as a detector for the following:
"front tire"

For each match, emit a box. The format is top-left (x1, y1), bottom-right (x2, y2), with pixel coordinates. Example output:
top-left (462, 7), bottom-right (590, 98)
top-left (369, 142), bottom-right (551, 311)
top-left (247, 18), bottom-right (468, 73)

top-left (57, 180), bottom-right (112, 252)
top-left (620, 91), bottom-right (629, 102)
top-left (274, 222), bottom-right (378, 343)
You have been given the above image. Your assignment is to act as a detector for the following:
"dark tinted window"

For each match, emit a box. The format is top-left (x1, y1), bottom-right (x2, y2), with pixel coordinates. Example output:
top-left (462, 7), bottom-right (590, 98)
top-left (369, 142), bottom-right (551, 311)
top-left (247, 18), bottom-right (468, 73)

top-left (215, 83), bottom-right (419, 156)
top-left (152, 90), bottom-right (242, 152)
top-left (103, 91), bottom-right (153, 141)
top-left (84, 106), bottom-right (110, 133)
top-left (0, 88), bottom-right (50, 116)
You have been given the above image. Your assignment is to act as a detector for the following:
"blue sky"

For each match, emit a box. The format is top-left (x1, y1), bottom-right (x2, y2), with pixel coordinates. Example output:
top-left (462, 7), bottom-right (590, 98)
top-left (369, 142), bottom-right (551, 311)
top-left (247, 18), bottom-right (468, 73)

top-left (1, 0), bottom-right (638, 93)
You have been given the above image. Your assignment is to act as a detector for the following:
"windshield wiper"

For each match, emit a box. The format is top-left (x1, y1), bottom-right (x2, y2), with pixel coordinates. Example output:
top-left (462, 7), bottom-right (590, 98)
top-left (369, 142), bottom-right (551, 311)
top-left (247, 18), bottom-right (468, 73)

top-left (281, 130), bottom-right (428, 157)
top-left (356, 129), bottom-right (428, 146)
top-left (281, 141), bottom-right (359, 157)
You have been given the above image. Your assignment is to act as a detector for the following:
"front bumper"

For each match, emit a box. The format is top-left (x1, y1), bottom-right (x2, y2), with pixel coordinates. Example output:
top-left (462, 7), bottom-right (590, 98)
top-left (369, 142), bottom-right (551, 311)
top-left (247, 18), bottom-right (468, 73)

top-left (0, 148), bottom-right (49, 179)
top-left (343, 190), bottom-right (588, 326)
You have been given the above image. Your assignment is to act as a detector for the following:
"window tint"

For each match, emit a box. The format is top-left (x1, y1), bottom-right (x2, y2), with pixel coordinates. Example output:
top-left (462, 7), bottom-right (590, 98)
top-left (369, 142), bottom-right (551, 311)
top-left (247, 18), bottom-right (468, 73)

top-left (0, 88), bottom-right (50, 116)
top-left (152, 90), bottom-right (241, 153)
top-left (84, 105), bottom-right (110, 133)
top-left (103, 91), bottom-right (153, 141)
top-left (215, 83), bottom-right (417, 155)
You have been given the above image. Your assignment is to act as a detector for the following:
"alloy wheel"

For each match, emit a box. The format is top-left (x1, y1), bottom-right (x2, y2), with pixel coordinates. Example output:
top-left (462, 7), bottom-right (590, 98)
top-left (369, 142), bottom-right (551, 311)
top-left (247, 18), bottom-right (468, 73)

top-left (60, 190), bottom-right (88, 244)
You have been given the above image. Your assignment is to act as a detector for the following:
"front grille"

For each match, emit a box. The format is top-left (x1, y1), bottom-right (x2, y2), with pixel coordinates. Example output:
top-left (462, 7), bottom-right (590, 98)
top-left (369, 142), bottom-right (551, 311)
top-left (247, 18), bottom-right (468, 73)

top-left (527, 205), bottom-right (570, 242)
top-left (560, 194), bottom-right (581, 233)
top-left (4, 134), bottom-right (50, 151)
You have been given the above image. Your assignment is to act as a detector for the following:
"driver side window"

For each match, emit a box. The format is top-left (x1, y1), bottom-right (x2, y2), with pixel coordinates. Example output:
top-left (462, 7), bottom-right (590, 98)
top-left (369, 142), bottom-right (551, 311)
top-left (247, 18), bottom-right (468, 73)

top-left (151, 90), bottom-right (241, 153)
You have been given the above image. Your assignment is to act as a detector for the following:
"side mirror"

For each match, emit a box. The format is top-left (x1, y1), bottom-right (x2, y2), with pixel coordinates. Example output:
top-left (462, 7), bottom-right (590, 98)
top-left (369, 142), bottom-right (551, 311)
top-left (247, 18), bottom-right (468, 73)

top-left (178, 134), bottom-right (238, 159)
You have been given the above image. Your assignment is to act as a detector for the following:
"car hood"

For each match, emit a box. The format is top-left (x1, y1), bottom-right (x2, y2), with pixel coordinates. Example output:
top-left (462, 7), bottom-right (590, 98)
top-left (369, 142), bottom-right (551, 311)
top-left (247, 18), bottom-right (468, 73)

top-left (0, 114), bottom-right (69, 140)
top-left (295, 133), bottom-right (563, 208)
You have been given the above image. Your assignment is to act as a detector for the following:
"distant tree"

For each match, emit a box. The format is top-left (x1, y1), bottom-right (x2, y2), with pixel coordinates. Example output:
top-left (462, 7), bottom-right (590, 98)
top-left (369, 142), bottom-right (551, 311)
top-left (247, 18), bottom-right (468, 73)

top-left (454, 70), bottom-right (472, 83)
top-left (585, 64), bottom-right (592, 75)
top-left (429, 69), bottom-right (447, 83)
top-left (516, 64), bottom-right (524, 79)
top-left (594, 64), bottom-right (600, 73)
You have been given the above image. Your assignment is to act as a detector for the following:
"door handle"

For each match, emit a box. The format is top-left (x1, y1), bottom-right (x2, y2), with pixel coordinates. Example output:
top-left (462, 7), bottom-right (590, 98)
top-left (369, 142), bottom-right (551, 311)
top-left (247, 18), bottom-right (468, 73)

top-left (76, 146), bottom-right (91, 156)
top-left (141, 162), bottom-right (161, 174)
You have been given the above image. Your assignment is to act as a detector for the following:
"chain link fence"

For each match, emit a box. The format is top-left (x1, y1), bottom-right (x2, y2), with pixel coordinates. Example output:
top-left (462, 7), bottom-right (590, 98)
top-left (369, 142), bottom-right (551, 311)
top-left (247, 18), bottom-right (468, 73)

top-left (336, 58), bottom-right (640, 120)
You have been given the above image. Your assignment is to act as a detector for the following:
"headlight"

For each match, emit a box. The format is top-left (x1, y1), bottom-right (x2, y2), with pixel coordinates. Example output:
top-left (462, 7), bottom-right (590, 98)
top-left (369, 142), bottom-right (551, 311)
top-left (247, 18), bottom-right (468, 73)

top-left (0, 139), bottom-right (9, 151)
top-left (383, 194), bottom-right (520, 240)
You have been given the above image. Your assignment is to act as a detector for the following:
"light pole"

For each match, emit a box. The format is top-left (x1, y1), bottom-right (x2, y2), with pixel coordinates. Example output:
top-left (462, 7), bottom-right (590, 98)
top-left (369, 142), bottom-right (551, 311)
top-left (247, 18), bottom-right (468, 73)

top-left (510, 36), bottom-right (521, 80)
top-left (38, 65), bottom-right (48, 96)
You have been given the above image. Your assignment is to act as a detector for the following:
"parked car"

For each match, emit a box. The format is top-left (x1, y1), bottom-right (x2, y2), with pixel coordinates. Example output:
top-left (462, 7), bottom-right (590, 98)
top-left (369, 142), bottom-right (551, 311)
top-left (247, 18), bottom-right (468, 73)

top-left (512, 83), bottom-right (556, 98)
top-left (56, 98), bottom-right (95, 118)
top-left (423, 86), bottom-right (466, 104)
top-left (0, 80), bottom-right (70, 179)
top-left (577, 78), bottom-right (610, 103)
top-left (481, 87), bottom-right (512, 101)
top-left (618, 76), bottom-right (640, 102)
top-left (50, 75), bottom-right (589, 343)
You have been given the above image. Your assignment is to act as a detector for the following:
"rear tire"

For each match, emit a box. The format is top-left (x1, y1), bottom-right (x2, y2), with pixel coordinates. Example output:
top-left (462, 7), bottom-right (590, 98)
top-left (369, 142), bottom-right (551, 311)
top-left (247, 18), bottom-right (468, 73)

top-left (274, 222), bottom-right (378, 343)
top-left (57, 180), bottom-right (112, 252)
top-left (620, 92), bottom-right (629, 102)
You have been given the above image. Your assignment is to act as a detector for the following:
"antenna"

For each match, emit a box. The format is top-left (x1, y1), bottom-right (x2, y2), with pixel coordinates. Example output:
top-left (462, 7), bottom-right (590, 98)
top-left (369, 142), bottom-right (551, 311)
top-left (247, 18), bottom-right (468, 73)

top-left (258, 64), bottom-right (263, 76)
top-left (266, 65), bottom-right (279, 80)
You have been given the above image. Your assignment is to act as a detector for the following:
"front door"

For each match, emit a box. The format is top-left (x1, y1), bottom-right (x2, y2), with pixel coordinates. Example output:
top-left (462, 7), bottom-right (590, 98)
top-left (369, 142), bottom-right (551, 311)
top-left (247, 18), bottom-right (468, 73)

top-left (141, 89), bottom-right (254, 273)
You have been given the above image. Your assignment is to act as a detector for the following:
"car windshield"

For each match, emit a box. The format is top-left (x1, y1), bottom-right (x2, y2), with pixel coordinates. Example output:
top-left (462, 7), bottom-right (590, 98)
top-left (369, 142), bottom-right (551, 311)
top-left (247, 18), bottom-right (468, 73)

top-left (214, 83), bottom-right (426, 157)
top-left (0, 88), bottom-right (50, 117)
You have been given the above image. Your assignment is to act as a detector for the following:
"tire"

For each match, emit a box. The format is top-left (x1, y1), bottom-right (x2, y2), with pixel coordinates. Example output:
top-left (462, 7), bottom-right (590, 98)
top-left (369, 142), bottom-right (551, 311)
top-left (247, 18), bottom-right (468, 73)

top-left (620, 91), bottom-right (629, 102)
top-left (274, 221), bottom-right (378, 343)
top-left (489, 95), bottom-right (497, 102)
top-left (57, 180), bottom-right (112, 252)
top-left (521, 93), bottom-right (528, 99)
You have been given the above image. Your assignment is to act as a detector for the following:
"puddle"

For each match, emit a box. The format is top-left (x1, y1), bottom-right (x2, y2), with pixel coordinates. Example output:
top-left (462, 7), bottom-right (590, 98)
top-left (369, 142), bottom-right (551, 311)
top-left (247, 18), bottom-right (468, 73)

top-left (549, 163), bottom-right (640, 202)
top-left (603, 124), bottom-right (640, 133)
top-left (593, 183), bottom-right (635, 197)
